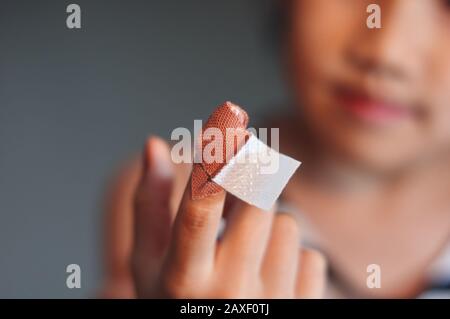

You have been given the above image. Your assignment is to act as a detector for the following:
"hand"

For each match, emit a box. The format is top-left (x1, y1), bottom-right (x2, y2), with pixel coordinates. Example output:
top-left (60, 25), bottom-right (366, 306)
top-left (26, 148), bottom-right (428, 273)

top-left (101, 136), bottom-right (327, 298)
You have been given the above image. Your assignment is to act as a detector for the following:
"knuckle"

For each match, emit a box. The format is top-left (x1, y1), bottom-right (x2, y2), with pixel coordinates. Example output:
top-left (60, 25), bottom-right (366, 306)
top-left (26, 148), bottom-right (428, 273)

top-left (181, 205), bottom-right (211, 233)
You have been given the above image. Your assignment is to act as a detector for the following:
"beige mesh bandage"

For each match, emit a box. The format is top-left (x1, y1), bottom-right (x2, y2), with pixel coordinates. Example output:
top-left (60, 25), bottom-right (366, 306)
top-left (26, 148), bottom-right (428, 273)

top-left (191, 102), bottom-right (301, 210)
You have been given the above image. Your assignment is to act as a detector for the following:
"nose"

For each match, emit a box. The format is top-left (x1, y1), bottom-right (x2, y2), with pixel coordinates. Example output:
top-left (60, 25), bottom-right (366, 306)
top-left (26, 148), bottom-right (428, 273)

top-left (346, 0), bottom-right (431, 83)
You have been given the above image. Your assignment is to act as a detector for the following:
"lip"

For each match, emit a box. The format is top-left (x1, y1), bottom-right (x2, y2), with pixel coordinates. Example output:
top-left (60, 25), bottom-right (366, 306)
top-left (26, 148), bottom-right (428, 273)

top-left (334, 86), bottom-right (414, 126)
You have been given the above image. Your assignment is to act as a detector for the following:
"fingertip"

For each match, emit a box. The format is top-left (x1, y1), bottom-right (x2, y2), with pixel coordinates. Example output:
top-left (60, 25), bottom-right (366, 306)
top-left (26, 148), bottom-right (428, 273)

top-left (144, 136), bottom-right (174, 179)
top-left (301, 249), bottom-right (327, 273)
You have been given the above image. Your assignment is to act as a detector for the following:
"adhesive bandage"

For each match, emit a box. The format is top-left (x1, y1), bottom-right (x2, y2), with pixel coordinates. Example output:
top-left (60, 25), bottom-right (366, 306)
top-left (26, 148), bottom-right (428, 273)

top-left (191, 102), bottom-right (301, 211)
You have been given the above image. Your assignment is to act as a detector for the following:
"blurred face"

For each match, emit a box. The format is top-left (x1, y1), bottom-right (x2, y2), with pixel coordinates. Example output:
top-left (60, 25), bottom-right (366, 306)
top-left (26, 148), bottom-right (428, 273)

top-left (287, 0), bottom-right (450, 172)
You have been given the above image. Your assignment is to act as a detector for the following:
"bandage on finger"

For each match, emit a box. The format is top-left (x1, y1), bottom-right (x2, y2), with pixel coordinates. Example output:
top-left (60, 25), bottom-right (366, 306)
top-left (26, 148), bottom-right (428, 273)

top-left (191, 102), bottom-right (301, 211)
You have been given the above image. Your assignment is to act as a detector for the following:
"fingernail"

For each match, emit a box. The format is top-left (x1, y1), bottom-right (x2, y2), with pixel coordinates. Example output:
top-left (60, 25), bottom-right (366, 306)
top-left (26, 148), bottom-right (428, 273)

top-left (223, 101), bottom-right (248, 127)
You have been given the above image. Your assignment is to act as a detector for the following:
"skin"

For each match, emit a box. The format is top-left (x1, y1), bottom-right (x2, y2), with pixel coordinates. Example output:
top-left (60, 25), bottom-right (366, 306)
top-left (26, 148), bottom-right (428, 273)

top-left (100, 0), bottom-right (450, 298)
top-left (282, 0), bottom-right (450, 297)
top-left (100, 138), bottom-right (326, 298)
top-left (286, 0), bottom-right (450, 173)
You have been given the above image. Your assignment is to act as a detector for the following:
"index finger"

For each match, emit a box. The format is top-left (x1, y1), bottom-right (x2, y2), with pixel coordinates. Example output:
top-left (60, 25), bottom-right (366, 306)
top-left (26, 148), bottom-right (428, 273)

top-left (163, 102), bottom-right (248, 280)
top-left (165, 176), bottom-right (226, 280)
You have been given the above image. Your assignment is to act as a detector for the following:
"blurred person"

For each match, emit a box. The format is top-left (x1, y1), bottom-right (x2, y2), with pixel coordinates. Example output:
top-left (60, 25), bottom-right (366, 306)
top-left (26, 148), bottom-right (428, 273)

top-left (100, 0), bottom-right (450, 298)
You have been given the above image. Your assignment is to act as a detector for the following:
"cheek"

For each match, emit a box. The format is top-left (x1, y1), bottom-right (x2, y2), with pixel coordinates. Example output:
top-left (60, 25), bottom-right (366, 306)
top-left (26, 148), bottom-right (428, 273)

top-left (427, 84), bottom-right (450, 149)
top-left (288, 1), bottom-right (363, 104)
top-left (422, 38), bottom-right (450, 150)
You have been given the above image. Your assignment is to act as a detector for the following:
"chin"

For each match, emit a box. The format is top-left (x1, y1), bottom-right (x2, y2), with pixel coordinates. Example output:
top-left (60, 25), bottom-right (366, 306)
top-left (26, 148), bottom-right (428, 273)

top-left (323, 127), bottom-right (426, 175)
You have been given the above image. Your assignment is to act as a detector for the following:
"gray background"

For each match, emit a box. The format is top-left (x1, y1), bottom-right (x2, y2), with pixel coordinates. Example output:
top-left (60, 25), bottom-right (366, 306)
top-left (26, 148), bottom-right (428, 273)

top-left (0, 0), bottom-right (286, 297)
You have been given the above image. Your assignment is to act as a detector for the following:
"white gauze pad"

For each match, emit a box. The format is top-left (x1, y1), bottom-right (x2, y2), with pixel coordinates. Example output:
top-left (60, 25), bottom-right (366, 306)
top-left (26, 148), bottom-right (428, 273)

top-left (212, 134), bottom-right (301, 211)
